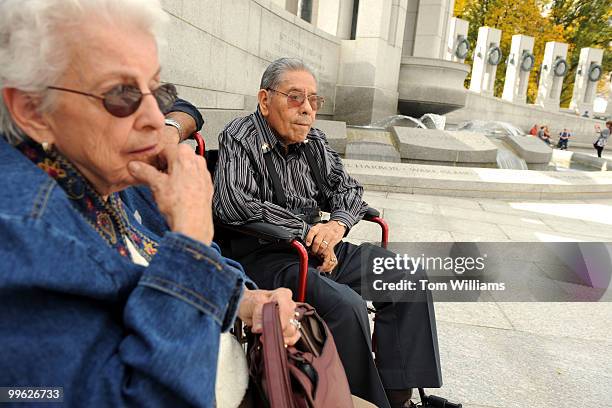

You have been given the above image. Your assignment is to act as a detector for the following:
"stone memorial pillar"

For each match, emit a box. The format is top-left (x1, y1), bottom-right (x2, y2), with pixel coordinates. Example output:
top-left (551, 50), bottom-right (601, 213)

top-left (397, 0), bottom-right (470, 117)
top-left (445, 17), bottom-right (470, 63)
top-left (502, 34), bottom-right (535, 104)
top-left (334, 0), bottom-right (408, 125)
top-left (410, 0), bottom-right (455, 59)
top-left (570, 47), bottom-right (604, 116)
top-left (536, 41), bottom-right (569, 111)
top-left (469, 26), bottom-right (502, 95)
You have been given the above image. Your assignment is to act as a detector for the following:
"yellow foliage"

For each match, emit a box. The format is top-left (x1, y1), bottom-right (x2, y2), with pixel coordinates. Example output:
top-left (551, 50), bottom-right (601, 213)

top-left (597, 76), bottom-right (610, 99)
top-left (480, 0), bottom-right (566, 102)
top-left (453, 0), bottom-right (469, 17)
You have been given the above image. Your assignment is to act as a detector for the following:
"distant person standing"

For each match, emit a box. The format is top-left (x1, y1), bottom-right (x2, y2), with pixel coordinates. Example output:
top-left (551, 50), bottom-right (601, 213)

top-left (558, 128), bottom-right (571, 150)
top-left (582, 110), bottom-right (590, 118)
top-left (593, 121), bottom-right (612, 158)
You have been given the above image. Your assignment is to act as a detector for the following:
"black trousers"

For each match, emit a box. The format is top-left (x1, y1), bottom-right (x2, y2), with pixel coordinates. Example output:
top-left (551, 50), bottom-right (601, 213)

top-left (229, 239), bottom-right (442, 408)
top-left (594, 143), bottom-right (604, 157)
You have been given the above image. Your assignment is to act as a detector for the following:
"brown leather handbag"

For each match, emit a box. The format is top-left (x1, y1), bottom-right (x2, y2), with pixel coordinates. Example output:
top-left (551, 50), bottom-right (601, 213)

top-left (247, 302), bottom-right (354, 408)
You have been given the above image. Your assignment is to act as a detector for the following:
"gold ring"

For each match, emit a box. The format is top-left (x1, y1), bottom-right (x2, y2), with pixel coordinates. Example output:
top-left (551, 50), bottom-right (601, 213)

top-left (321, 240), bottom-right (329, 247)
top-left (330, 258), bottom-right (337, 263)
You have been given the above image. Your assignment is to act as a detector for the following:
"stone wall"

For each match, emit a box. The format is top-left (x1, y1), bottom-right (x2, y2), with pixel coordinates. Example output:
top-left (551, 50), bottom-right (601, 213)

top-left (333, 0), bottom-right (408, 125)
top-left (446, 91), bottom-right (606, 146)
top-left (158, 0), bottom-right (607, 145)
top-left (159, 0), bottom-right (341, 142)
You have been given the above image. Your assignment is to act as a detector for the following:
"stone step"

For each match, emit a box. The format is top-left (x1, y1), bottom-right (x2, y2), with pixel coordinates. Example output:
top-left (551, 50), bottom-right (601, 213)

top-left (343, 159), bottom-right (612, 199)
top-left (345, 128), bottom-right (401, 163)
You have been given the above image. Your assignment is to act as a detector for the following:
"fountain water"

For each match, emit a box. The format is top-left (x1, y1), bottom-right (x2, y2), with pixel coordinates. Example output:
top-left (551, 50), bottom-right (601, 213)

top-left (455, 120), bottom-right (530, 170)
top-left (368, 114), bottom-right (447, 130)
top-left (489, 139), bottom-right (528, 170)
top-left (455, 120), bottom-right (525, 138)
top-left (345, 116), bottom-right (606, 172)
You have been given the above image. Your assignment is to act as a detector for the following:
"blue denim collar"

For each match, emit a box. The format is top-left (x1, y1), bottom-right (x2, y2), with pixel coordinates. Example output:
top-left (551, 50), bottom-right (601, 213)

top-left (16, 139), bottom-right (158, 261)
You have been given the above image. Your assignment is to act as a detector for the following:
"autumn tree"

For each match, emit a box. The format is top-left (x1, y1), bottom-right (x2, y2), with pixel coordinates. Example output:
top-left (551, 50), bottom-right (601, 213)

top-left (548, 0), bottom-right (612, 107)
top-left (455, 0), bottom-right (566, 103)
top-left (453, 0), bottom-right (497, 92)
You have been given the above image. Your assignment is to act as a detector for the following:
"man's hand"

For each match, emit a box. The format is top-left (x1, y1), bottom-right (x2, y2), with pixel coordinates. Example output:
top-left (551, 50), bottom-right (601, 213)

top-left (238, 288), bottom-right (300, 346)
top-left (161, 124), bottom-right (181, 147)
top-left (316, 247), bottom-right (338, 274)
top-left (165, 111), bottom-right (198, 143)
top-left (127, 144), bottom-right (214, 245)
top-left (305, 221), bottom-right (346, 256)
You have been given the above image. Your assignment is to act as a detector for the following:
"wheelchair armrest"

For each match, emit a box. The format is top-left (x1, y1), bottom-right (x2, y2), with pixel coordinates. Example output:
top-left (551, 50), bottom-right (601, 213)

top-left (215, 221), bottom-right (299, 243)
top-left (215, 220), bottom-right (308, 301)
top-left (363, 206), bottom-right (380, 220)
top-left (192, 132), bottom-right (205, 157)
top-left (360, 207), bottom-right (388, 249)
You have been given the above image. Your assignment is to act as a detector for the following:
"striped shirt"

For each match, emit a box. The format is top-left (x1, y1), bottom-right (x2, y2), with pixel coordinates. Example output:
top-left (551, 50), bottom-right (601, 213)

top-left (212, 109), bottom-right (368, 239)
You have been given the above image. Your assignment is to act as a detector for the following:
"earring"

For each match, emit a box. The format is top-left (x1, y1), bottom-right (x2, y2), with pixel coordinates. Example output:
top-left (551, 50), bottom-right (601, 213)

top-left (42, 141), bottom-right (51, 152)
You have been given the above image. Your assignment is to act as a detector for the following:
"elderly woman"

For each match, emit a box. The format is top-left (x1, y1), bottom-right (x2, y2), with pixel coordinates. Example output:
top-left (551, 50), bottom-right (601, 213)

top-left (0, 0), bottom-right (299, 406)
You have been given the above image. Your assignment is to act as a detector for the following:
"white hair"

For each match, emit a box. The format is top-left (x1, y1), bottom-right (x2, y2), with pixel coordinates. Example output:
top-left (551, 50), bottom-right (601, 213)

top-left (0, 0), bottom-right (167, 145)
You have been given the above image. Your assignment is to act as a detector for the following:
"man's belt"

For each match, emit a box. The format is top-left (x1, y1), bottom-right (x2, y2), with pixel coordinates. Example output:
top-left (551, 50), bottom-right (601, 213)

top-left (289, 207), bottom-right (322, 224)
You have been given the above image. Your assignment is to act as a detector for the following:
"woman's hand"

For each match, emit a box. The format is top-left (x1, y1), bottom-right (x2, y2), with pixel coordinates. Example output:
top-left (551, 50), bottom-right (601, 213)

top-left (238, 288), bottom-right (300, 346)
top-left (127, 143), bottom-right (214, 245)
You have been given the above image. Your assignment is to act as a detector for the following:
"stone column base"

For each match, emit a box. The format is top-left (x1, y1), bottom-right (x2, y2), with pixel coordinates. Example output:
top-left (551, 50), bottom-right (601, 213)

top-left (333, 85), bottom-right (399, 126)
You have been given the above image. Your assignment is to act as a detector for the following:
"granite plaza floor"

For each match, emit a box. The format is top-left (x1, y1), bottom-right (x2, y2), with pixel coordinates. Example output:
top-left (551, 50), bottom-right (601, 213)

top-left (571, 146), bottom-right (612, 161)
top-left (348, 190), bottom-right (612, 408)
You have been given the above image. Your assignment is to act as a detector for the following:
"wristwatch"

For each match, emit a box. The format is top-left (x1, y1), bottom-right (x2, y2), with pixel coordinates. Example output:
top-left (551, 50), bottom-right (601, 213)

top-left (334, 220), bottom-right (348, 230)
top-left (164, 118), bottom-right (184, 142)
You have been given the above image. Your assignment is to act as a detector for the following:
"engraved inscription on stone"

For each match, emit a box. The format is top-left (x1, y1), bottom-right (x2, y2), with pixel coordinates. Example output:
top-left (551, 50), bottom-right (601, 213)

top-left (345, 161), bottom-right (473, 176)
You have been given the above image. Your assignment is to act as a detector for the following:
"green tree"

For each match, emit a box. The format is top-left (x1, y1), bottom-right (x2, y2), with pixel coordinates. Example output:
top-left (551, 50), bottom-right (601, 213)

top-left (548, 0), bottom-right (612, 107)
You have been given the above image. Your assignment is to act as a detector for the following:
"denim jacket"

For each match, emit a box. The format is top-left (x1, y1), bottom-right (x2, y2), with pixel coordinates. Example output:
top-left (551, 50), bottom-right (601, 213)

top-left (0, 137), bottom-right (250, 407)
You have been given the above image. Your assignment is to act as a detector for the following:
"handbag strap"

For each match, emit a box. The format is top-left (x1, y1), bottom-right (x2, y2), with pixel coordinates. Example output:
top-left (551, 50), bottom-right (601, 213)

top-left (262, 302), bottom-right (296, 408)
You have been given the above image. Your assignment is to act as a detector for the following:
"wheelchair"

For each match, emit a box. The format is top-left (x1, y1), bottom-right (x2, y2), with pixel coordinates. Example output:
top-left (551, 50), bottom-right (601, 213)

top-left (192, 132), bottom-right (461, 408)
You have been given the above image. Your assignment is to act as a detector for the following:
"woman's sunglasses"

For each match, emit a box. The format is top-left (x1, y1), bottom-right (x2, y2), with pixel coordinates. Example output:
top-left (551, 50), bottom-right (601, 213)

top-left (47, 83), bottom-right (178, 118)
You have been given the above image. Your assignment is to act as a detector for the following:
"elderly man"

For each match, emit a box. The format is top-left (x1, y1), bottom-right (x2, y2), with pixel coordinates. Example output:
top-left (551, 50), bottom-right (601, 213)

top-left (213, 58), bottom-right (442, 408)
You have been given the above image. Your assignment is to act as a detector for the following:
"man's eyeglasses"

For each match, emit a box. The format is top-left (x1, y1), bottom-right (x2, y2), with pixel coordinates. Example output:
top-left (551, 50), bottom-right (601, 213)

top-left (267, 88), bottom-right (325, 111)
top-left (47, 83), bottom-right (178, 118)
